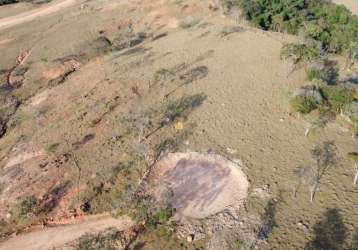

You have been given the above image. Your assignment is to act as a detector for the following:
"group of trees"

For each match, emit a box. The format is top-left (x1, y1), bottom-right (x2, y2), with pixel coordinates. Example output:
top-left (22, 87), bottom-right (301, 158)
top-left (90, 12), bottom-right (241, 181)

top-left (236, 0), bottom-right (358, 57)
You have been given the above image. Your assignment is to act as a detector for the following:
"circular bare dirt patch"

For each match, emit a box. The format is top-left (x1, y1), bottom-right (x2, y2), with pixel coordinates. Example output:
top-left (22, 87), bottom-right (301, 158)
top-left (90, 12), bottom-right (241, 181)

top-left (150, 152), bottom-right (249, 219)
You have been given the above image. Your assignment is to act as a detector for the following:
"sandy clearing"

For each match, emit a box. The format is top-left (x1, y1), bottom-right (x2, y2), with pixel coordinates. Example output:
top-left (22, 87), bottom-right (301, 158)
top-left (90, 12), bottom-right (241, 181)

top-left (29, 89), bottom-right (50, 106)
top-left (0, 38), bottom-right (13, 47)
top-left (0, 215), bottom-right (133, 250)
top-left (5, 150), bottom-right (46, 169)
top-left (151, 152), bottom-right (249, 219)
top-left (0, 0), bottom-right (76, 31)
top-left (333, 0), bottom-right (358, 15)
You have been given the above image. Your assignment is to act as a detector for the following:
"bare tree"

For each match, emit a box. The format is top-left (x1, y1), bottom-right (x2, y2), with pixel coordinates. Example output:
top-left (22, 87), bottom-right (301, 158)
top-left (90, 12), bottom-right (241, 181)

top-left (295, 166), bottom-right (317, 203)
top-left (295, 141), bottom-right (339, 202)
top-left (347, 152), bottom-right (358, 185)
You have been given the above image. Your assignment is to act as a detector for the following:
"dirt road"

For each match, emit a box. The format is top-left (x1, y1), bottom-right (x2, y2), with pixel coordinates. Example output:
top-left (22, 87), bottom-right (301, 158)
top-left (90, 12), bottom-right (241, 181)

top-left (0, 0), bottom-right (76, 30)
top-left (0, 215), bottom-right (133, 250)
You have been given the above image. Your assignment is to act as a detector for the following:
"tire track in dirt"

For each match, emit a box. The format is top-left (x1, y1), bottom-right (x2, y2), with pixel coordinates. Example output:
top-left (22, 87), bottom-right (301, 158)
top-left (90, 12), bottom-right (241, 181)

top-left (0, 0), bottom-right (76, 31)
top-left (0, 215), bottom-right (133, 250)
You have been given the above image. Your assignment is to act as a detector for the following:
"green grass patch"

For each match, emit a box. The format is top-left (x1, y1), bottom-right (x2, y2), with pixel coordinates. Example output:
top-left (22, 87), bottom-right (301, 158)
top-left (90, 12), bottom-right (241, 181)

top-left (290, 95), bottom-right (318, 114)
top-left (153, 68), bottom-right (175, 82)
top-left (321, 86), bottom-right (354, 112)
top-left (74, 229), bottom-right (126, 250)
top-left (163, 94), bottom-right (206, 123)
top-left (46, 143), bottom-right (60, 153)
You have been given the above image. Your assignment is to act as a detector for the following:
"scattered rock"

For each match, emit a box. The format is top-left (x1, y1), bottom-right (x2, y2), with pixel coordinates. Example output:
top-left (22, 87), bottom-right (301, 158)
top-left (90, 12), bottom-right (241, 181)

top-left (251, 185), bottom-right (271, 199)
top-left (186, 234), bottom-right (193, 242)
top-left (297, 221), bottom-right (309, 230)
top-left (226, 147), bottom-right (237, 155)
top-left (294, 86), bottom-right (323, 104)
top-left (112, 32), bottom-right (147, 51)
top-left (179, 16), bottom-right (200, 29)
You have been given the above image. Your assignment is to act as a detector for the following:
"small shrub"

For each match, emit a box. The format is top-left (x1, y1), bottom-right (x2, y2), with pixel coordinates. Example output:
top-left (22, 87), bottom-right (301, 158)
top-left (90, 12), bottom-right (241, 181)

top-left (346, 41), bottom-right (358, 68)
top-left (154, 226), bottom-right (173, 238)
top-left (46, 143), bottom-right (60, 153)
top-left (178, 16), bottom-right (200, 29)
top-left (290, 95), bottom-right (318, 114)
top-left (295, 141), bottom-right (338, 202)
top-left (306, 68), bottom-right (322, 82)
top-left (75, 229), bottom-right (125, 250)
top-left (281, 43), bottom-right (322, 64)
top-left (353, 89), bottom-right (358, 101)
top-left (79, 161), bottom-right (143, 214)
top-left (11, 196), bottom-right (41, 223)
top-left (146, 207), bottom-right (175, 229)
top-left (163, 94), bottom-right (206, 123)
top-left (234, 239), bottom-right (255, 250)
top-left (153, 69), bottom-right (175, 82)
top-left (321, 86), bottom-right (354, 112)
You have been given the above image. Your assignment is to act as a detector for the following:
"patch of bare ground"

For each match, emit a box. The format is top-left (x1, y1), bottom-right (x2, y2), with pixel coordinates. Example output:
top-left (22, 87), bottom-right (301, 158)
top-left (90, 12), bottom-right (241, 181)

top-left (149, 152), bottom-right (249, 219)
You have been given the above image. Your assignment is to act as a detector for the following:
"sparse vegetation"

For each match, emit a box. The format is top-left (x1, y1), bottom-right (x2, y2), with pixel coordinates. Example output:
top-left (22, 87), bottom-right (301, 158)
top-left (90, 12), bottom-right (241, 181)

top-left (78, 160), bottom-right (144, 214)
top-left (2, 0), bottom-right (358, 249)
top-left (289, 84), bottom-right (357, 136)
top-left (74, 228), bottom-right (127, 250)
top-left (121, 195), bottom-right (175, 229)
top-left (163, 94), bottom-right (206, 124)
top-left (321, 86), bottom-right (354, 112)
top-left (10, 196), bottom-right (42, 224)
top-left (46, 142), bottom-right (60, 153)
top-left (179, 16), bottom-right (200, 29)
top-left (342, 103), bottom-right (358, 137)
top-left (346, 41), bottom-right (358, 68)
top-left (153, 68), bottom-right (175, 83)
top-left (306, 60), bottom-right (338, 84)
top-left (281, 43), bottom-right (322, 65)
top-left (290, 95), bottom-right (318, 114)
top-left (234, 239), bottom-right (255, 250)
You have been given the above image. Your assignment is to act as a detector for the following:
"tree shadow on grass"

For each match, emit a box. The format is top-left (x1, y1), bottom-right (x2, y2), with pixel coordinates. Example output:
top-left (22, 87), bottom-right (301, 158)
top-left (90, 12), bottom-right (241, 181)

top-left (258, 196), bottom-right (282, 240)
top-left (305, 208), bottom-right (348, 250)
